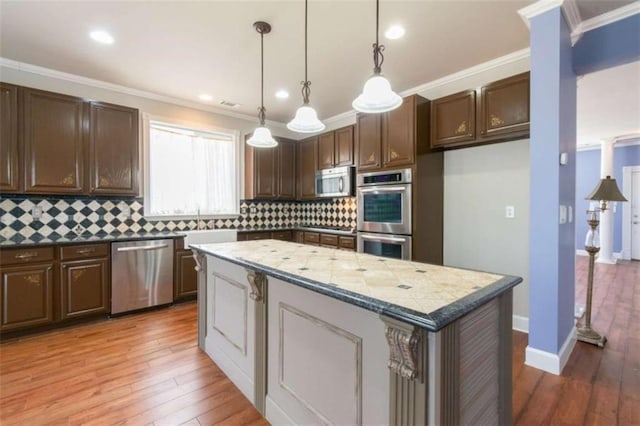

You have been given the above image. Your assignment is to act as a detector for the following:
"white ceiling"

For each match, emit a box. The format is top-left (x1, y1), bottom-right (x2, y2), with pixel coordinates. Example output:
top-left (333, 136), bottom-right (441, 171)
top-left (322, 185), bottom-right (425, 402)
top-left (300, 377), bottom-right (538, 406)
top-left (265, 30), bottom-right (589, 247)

top-left (0, 0), bottom-right (636, 146)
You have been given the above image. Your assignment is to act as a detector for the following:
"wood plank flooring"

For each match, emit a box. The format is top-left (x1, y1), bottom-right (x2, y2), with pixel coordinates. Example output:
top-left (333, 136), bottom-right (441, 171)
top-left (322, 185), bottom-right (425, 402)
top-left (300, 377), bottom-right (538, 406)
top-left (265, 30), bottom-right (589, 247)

top-left (1, 257), bottom-right (637, 425)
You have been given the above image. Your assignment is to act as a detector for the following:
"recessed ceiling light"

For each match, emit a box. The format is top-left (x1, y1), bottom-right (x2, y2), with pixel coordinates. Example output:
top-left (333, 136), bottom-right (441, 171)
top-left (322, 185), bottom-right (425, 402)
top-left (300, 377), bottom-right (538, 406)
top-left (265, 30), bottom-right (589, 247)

top-left (198, 94), bottom-right (213, 101)
top-left (385, 25), bottom-right (405, 40)
top-left (89, 30), bottom-right (114, 45)
top-left (275, 90), bottom-right (289, 99)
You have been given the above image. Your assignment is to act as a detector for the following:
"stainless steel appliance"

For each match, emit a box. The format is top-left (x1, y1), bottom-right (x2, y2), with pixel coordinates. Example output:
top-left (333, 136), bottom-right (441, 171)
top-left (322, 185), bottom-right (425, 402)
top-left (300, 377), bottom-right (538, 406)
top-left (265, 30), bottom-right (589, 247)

top-left (357, 232), bottom-right (412, 260)
top-left (315, 166), bottom-right (355, 198)
top-left (111, 239), bottom-right (174, 315)
top-left (357, 168), bottom-right (412, 235)
top-left (357, 168), bottom-right (413, 260)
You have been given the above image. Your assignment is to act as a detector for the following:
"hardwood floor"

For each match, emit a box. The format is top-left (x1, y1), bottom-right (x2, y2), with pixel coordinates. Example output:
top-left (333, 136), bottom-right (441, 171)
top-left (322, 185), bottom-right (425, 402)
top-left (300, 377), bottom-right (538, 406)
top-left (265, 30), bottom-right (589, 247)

top-left (514, 257), bottom-right (640, 425)
top-left (1, 258), bottom-right (637, 425)
top-left (0, 303), bottom-right (267, 425)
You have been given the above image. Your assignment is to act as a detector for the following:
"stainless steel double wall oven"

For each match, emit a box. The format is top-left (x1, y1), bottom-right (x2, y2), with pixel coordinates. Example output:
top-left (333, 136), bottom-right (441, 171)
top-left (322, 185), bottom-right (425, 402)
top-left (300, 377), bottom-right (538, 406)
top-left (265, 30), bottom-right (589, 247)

top-left (356, 168), bottom-right (412, 260)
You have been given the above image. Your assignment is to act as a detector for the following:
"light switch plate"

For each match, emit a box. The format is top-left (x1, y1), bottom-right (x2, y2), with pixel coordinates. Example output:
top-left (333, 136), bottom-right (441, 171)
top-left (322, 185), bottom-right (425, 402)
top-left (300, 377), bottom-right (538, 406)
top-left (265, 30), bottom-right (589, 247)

top-left (32, 206), bottom-right (43, 220)
top-left (505, 206), bottom-right (515, 219)
top-left (559, 205), bottom-right (567, 224)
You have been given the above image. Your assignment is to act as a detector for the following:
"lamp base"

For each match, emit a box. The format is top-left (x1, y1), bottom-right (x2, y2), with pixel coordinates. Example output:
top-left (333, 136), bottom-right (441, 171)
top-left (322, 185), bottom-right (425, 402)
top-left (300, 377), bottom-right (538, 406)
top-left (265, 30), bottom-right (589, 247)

top-left (577, 325), bottom-right (607, 347)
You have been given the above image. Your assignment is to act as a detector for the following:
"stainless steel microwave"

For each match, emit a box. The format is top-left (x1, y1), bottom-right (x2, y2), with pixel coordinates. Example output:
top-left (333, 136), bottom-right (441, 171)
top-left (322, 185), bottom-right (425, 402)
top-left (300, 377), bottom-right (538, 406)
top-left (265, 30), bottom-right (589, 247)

top-left (315, 166), bottom-right (355, 198)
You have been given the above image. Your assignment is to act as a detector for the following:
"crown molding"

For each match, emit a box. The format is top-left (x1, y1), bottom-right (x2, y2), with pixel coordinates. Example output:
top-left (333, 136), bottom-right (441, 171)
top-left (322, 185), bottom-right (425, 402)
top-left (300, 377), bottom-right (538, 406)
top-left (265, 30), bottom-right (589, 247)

top-left (578, 2), bottom-right (640, 34)
top-left (518, 0), bottom-right (565, 28)
top-left (577, 134), bottom-right (640, 151)
top-left (398, 48), bottom-right (530, 97)
top-left (0, 57), bottom-right (288, 129)
top-left (322, 109), bottom-right (357, 126)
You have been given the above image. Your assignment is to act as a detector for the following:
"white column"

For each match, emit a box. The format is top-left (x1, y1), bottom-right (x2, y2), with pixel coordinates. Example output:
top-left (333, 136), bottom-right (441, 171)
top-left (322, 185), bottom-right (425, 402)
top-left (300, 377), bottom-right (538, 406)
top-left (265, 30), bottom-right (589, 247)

top-left (597, 138), bottom-right (616, 264)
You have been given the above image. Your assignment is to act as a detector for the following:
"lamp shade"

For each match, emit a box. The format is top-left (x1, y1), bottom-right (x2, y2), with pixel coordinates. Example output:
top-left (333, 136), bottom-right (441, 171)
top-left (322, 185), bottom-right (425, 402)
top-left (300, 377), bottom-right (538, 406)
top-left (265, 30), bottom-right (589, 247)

top-left (247, 127), bottom-right (278, 148)
top-left (585, 175), bottom-right (627, 202)
top-left (352, 75), bottom-right (403, 113)
top-left (287, 105), bottom-right (325, 133)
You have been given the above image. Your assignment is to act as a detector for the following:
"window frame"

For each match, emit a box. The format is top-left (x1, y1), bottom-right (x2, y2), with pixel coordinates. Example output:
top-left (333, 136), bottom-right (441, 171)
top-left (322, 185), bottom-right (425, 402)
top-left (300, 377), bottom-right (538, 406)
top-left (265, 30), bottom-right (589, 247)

top-left (142, 113), bottom-right (242, 220)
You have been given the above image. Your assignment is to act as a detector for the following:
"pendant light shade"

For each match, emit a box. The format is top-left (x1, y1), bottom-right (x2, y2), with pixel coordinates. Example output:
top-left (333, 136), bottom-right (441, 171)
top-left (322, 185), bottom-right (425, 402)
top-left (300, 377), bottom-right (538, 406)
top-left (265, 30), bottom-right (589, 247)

top-left (286, 0), bottom-right (325, 133)
top-left (353, 0), bottom-right (402, 114)
top-left (247, 126), bottom-right (278, 148)
top-left (248, 21), bottom-right (277, 148)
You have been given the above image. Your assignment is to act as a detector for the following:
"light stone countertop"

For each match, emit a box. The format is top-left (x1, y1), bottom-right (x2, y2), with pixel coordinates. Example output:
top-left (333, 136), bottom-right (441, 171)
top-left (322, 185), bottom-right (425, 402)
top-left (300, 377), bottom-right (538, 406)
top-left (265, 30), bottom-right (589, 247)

top-left (191, 239), bottom-right (521, 331)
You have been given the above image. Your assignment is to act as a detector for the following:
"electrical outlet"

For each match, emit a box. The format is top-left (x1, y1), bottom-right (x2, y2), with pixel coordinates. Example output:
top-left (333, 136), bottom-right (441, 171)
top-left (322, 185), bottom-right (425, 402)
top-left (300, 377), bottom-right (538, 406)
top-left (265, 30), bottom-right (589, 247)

top-left (32, 206), bottom-right (43, 220)
top-left (249, 206), bottom-right (257, 214)
top-left (240, 207), bottom-right (248, 214)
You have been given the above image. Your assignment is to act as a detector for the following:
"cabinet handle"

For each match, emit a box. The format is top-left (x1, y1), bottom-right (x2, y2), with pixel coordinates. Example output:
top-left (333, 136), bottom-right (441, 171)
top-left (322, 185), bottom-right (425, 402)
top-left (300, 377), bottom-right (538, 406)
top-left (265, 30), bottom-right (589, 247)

top-left (339, 177), bottom-right (344, 193)
top-left (15, 252), bottom-right (38, 260)
top-left (76, 247), bottom-right (96, 254)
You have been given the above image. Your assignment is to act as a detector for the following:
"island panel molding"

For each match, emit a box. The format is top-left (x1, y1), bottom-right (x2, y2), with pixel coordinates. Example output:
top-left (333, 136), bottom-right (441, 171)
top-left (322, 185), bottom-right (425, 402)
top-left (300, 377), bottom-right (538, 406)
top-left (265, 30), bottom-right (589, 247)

top-left (192, 241), bottom-right (520, 425)
top-left (210, 271), bottom-right (248, 355)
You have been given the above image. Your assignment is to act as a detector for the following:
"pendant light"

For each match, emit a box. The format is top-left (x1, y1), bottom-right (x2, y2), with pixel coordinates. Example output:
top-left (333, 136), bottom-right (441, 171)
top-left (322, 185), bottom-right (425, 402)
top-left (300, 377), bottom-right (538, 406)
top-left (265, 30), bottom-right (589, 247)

top-left (247, 21), bottom-right (278, 148)
top-left (287, 0), bottom-right (325, 133)
top-left (352, 0), bottom-right (402, 113)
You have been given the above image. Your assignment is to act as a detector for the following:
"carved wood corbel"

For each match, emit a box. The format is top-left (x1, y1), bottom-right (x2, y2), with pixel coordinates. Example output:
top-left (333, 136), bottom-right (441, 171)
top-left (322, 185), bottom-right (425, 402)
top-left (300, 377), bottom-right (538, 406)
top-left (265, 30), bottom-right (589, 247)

top-left (246, 270), bottom-right (267, 303)
top-left (381, 315), bottom-right (422, 381)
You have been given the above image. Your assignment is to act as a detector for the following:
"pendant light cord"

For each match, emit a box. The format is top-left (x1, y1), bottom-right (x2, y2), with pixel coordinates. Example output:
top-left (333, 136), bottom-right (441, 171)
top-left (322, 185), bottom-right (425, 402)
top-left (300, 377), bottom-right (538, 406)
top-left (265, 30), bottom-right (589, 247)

top-left (259, 28), bottom-right (266, 125)
top-left (372, 0), bottom-right (385, 74)
top-left (300, 0), bottom-right (311, 105)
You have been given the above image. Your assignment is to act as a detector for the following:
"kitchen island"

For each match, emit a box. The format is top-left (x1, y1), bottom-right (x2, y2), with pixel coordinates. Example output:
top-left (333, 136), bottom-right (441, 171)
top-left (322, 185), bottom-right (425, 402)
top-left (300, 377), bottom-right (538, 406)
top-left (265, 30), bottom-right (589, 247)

top-left (190, 240), bottom-right (521, 425)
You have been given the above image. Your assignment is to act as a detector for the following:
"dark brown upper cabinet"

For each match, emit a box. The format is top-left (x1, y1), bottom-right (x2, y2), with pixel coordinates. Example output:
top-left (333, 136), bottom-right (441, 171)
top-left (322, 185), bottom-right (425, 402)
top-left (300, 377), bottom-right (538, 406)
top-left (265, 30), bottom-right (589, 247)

top-left (430, 90), bottom-right (476, 148)
top-left (245, 136), bottom-right (296, 200)
top-left (89, 102), bottom-right (139, 196)
top-left (356, 113), bottom-right (382, 171)
top-left (430, 72), bottom-right (530, 150)
top-left (356, 95), bottom-right (429, 172)
top-left (317, 126), bottom-right (354, 170)
top-left (0, 83), bottom-right (20, 193)
top-left (297, 136), bottom-right (317, 200)
top-left (22, 88), bottom-right (85, 194)
top-left (479, 72), bottom-right (530, 139)
top-left (382, 97), bottom-right (416, 169)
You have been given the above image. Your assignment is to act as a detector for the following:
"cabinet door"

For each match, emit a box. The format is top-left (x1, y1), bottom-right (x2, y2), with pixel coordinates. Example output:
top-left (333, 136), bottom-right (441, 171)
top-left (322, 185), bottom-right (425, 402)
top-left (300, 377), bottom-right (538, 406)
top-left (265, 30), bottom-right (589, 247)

top-left (334, 126), bottom-right (354, 166)
top-left (317, 131), bottom-right (335, 169)
top-left (0, 83), bottom-right (20, 193)
top-left (175, 250), bottom-right (197, 300)
top-left (89, 102), bottom-right (139, 195)
top-left (298, 137), bottom-right (317, 200)
top-left (0, 263), bottom-right (54, 332)
top-left (479, 72), bottom-right (530, 139)
top-left (60, 258), bottom-right (109, 320)
top-left (278, 140), bottom-right (297, 199)
top-left (430, 90), bottom-right (476, 148)
top-left (382, 96), bottom-right (415, 168)
top-left (23, 88), bottom-right (85, 194)
top-left (356, 113), bottom-right (381, 171)
top-left (254, 146), bottom-right (277, 199)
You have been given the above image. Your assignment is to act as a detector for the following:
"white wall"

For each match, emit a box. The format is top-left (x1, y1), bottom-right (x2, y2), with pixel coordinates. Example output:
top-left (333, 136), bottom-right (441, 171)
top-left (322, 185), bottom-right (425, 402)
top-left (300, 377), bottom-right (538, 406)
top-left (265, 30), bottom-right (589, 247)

top-left (443, 140), bottom-right (530, 328)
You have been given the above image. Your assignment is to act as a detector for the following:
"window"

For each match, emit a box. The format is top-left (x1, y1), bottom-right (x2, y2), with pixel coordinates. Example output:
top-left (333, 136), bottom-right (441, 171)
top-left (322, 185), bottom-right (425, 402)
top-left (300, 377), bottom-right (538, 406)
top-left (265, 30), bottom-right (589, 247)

top-left (144, 119), bottom-right (239, 218)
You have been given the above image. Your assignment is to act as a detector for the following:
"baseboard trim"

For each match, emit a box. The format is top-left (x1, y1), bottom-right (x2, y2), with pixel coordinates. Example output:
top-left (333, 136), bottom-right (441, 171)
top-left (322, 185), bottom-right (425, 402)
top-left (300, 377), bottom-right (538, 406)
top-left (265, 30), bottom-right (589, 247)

top-left (513, 315), bottom-right (529, 333)
top-left (266, 396), bottom-right (296, 425)
top-left (525, 327), bottom-right (577, 375)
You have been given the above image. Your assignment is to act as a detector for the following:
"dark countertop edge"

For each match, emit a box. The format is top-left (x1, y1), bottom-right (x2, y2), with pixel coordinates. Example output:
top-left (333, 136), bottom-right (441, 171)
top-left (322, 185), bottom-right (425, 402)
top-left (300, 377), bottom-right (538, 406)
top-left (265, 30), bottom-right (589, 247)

top-left (191, 244), bottom-right (522, 332)
top-left (0, 232), bottom-right (186, 248)
top-left (237, 227), bottom-right (356, 236)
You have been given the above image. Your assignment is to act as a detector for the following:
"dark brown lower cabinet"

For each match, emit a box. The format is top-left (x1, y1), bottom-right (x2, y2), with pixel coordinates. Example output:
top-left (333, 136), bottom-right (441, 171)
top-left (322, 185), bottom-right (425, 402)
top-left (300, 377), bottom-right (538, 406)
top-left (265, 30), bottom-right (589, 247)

top-left (0, 262), bottom-right (55, 332)
top-left (60, 258), bottom-right (109, 320)
top-left (175, 250), bottom-right (197, 300)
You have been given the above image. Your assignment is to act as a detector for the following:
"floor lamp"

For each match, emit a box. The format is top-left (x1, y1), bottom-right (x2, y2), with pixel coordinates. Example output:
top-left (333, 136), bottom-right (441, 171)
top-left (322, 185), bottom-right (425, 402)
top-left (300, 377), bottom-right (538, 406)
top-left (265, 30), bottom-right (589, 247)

top-left (578, 175), bottom-right (627, 347)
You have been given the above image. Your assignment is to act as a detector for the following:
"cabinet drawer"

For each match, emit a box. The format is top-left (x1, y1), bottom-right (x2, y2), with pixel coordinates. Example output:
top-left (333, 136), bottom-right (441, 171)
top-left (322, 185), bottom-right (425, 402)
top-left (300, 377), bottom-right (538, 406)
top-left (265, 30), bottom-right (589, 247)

top-left (272, 231), bottom-right (292, 241)
top-left (60, 243), bottom-right (109, 260)
top-left (246, 232), bottom-right (272, 241)
top-left (303, 232), bottom-right (320, 245)
top-left (338, 236), bottom-right (356, 250)
top-left (1, 247), bottom-right (54, 265)
top-left (320, 234), bottom-right (338, 247)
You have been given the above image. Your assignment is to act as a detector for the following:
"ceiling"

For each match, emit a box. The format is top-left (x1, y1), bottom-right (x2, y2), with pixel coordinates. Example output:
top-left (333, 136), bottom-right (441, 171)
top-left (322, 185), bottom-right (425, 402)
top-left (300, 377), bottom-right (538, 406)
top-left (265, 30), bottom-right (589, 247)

top-left (0, 0), bottom-right (636, 146)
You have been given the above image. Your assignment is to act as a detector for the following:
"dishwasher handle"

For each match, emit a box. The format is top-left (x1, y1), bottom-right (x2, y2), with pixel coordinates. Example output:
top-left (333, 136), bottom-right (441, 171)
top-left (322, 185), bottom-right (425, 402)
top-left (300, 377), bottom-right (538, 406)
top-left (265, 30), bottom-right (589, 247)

top-left (116, 244), bottom-right (169, 253)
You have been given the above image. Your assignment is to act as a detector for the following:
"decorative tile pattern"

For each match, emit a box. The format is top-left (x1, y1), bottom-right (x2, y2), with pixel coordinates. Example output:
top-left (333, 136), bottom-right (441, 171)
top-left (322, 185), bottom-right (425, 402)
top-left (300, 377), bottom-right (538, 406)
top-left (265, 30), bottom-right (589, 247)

top-left (0, 195), bottom-right (357, 240)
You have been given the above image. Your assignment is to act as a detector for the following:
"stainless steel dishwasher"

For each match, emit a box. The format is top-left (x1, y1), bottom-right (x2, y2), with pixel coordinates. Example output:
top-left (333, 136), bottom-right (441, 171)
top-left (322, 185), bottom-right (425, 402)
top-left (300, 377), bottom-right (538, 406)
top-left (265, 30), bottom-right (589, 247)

top-left (111, 239), bottom-right (174, 315)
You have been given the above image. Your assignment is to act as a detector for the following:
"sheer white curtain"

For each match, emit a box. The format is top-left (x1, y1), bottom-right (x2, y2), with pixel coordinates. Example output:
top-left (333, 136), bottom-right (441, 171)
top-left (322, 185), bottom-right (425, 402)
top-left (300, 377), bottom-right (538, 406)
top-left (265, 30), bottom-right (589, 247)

top-left (148, 123), bottom-right (238, 216)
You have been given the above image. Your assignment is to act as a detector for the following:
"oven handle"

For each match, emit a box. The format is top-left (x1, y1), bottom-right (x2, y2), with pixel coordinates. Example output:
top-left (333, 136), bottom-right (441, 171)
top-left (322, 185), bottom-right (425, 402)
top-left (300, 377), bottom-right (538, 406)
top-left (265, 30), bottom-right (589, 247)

top-left (360, 234), bottom-right (408, 243)
top-left (359, 186), bottom-right (406, 193)
top-left (117, 244), bottom-right (169, 252)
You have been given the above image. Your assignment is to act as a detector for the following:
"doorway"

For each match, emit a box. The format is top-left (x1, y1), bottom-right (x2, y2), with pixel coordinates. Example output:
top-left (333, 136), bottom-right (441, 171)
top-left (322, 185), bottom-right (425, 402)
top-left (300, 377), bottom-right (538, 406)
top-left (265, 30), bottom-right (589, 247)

top-left (623, 165), bottom-right (640, 260)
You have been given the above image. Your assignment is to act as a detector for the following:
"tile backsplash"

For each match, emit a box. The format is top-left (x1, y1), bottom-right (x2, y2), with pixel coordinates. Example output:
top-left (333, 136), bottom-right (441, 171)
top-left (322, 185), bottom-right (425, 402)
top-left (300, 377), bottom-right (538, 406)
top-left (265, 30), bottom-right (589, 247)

top-left (0, 195), bottom-right (357, 240)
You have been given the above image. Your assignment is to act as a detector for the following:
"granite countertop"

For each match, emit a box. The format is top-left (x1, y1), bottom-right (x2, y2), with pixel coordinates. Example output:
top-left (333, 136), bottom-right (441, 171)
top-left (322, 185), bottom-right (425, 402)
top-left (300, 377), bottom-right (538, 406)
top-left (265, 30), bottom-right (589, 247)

top-left (238, 226), bottom-right (356, 236)
top-left (191, 240), bottom-right (522, 331)
top-left (0, 231), bottom-right (186, 247)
